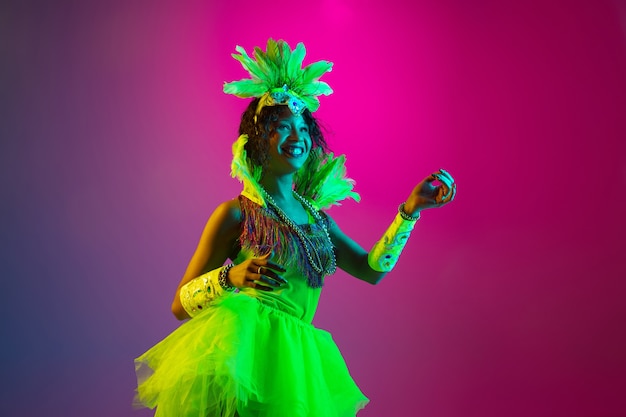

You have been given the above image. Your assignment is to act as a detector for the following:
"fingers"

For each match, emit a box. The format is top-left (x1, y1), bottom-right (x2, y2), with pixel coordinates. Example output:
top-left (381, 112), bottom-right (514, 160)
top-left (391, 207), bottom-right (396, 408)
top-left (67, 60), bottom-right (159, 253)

top-left (246, 262), bottom-right (288, 291)
top-left (433, 168), bottom-right (455, 201)
top-left (409, 169), bottom-right (457, 212)
top-left (443, 183), bottom-right (457, 204)
top-left (436, 168), bottom-right (455, 185)
top-left (256, 265), bottom-right (288, 285)
top-left (255, 249), bottom-right (286, 273)
top-left (256, 274), bottom-right (287, 289)
top-left (433, 169), bottom-right (454, 189)
top-left (236, 249), bottom-right (288, 291)
top-left (434, 183), bottom-right (456, 206)
top-left (263, 261), bottom-right (287, 273)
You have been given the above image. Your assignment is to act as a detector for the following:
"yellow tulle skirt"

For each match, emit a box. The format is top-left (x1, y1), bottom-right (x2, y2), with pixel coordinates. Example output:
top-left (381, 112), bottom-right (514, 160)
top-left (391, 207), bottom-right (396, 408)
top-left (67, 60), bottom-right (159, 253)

top-left (134, 293), bottom-right (369, 417)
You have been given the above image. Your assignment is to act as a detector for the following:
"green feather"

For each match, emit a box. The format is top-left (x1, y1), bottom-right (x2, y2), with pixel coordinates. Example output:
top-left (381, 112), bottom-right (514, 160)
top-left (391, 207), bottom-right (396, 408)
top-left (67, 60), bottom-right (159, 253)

top-left (253, 47), bottom-right (277, 82)
top-left (301, 61), bottom-right (333, 84)
top-left (279, 41), bottom-right (292, 82)
top-left (288, 43), bottom-right (306, 83)
top-left (232, 136), bottom-right (359, 210)
top-left (299, 96), bottom-right (320, 112)
top-left (299, 81), bottom-right (333, 97)
top-left (294, 149), bottom-right (360, 209)
top-left (266, 39), bottom-right (280, 63)
top-left (223, 79), bottom-right (267, 97)
top-left (232, 47), bottom-right (266, 81)
top-left (231, 134), bottom-right (264, 206)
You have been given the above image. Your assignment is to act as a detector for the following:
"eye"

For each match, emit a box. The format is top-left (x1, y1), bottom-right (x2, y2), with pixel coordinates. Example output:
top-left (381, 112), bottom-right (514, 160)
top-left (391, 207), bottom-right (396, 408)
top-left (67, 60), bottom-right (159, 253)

top-left (276, 123), bottom-right (290, 131)
top-left (299, 126), bottom-right (309, 133)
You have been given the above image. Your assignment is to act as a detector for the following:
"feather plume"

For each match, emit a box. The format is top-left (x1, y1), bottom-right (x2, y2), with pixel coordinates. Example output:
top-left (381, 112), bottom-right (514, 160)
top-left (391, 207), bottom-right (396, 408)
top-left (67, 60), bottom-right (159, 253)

top-left (294, 149), bottom-right (360, 209)
top-left (231, 134), bottom-right (359, 210)
top-left (230, 134), bottom-right (264, 206)
top-left (223, 38), bottom-right (333, 114)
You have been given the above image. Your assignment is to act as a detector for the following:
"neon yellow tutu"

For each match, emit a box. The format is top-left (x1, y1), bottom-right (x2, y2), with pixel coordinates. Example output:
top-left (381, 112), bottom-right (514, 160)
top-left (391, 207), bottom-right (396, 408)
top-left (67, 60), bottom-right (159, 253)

top-left (134, 291), bottom-right (369, 417)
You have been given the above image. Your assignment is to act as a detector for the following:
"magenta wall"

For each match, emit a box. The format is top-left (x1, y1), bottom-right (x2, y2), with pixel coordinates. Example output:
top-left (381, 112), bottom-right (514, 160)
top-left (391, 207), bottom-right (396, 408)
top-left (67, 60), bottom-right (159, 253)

top-left (2, 0), bottom-right (626, 416)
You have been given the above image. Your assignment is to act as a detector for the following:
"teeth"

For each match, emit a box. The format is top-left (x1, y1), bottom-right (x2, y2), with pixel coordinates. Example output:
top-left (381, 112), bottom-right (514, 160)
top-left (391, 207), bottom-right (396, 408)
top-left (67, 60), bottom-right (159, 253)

top-left (286, 146), bottom-right (303, 156)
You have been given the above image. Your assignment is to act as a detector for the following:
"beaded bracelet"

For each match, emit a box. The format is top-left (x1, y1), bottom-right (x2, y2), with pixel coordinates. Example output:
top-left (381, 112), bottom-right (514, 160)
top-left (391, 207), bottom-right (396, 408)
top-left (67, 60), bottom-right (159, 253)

top-left (218, 263), bottom-right (236, 291)
top-left (398, 202), bottom-right (421, 222)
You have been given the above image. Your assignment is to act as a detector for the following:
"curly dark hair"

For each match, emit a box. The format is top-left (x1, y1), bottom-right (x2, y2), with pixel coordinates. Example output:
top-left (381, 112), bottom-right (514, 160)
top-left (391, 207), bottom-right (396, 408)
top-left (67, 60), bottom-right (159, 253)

top-left (238, 98), bottom-right (330, 168)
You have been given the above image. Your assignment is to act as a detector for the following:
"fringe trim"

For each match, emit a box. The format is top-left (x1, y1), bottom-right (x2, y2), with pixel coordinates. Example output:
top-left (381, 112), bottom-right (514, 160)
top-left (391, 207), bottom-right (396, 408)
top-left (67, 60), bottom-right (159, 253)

top-left (238, 195), bottom-right (334, 288)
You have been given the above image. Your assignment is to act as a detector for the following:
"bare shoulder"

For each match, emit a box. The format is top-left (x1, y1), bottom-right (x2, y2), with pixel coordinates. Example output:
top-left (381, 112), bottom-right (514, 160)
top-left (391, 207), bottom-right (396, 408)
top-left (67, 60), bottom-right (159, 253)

top-left (207, 197), bottom-right (243, 234)
top-left (215, 197), bottom-right (242, 221)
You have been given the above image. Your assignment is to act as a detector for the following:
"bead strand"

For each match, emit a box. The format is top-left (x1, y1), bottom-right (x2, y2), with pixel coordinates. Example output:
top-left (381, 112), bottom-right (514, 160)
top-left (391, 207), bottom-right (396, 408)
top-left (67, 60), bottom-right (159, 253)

top-left (293, 193), bottom-right (337, 274)
top-left (260, 188), bottom-right (336, 277)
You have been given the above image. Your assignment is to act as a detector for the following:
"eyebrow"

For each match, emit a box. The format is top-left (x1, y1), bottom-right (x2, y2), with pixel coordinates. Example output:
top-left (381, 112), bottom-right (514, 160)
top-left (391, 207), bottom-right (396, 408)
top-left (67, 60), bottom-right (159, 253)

top-left (276, 117), bottom-right (308, 128)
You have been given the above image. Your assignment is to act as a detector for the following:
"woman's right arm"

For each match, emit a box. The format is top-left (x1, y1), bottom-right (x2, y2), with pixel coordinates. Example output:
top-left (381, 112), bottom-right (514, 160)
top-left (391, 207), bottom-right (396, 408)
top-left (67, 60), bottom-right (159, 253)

top-left (171, 198), bottom-right (242, 320)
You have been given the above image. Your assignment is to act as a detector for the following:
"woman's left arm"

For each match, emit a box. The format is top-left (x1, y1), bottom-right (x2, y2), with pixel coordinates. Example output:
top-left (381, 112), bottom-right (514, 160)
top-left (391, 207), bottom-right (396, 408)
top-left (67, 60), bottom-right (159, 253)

top-left (328, 168), bottom-right (457, 285)
top-left (327, 215), bottom-right (387, 285)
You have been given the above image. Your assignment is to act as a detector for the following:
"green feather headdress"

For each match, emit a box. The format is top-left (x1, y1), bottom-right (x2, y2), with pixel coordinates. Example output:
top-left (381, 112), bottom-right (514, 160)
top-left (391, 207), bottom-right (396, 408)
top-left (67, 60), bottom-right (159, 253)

top-left (225, 39), bottom-right (359, 209)
top-left (223, 38), bottom-right (333, 115)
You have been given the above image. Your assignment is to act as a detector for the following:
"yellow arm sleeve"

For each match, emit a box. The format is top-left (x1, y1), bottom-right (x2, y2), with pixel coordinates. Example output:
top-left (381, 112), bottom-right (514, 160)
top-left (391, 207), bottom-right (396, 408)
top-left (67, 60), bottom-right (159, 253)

top-left (367, 212), bottom-right (417, 272)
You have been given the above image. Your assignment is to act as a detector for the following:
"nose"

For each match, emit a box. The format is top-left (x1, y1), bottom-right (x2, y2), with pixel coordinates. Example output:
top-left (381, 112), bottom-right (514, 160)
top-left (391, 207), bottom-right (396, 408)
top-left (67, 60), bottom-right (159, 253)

top-left (288, 130), bottom-right (303, 141)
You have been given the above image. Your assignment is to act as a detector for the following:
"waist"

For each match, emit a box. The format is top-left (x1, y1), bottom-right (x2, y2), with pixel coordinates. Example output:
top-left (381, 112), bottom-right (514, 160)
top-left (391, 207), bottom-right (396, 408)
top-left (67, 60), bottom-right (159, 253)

top-left (238, 290), bottom-right (314, 324)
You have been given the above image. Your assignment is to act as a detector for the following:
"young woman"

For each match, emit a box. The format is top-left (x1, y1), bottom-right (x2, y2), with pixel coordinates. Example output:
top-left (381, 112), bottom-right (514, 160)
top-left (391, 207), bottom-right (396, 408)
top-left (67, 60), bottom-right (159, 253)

top-left (134, 39), bottom-right (456, 417)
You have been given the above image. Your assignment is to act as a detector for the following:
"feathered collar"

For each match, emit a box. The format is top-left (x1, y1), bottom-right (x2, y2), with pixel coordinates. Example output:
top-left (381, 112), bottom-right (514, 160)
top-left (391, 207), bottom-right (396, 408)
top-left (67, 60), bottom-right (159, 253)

top-left (230, 134), bottom-right (360, 209)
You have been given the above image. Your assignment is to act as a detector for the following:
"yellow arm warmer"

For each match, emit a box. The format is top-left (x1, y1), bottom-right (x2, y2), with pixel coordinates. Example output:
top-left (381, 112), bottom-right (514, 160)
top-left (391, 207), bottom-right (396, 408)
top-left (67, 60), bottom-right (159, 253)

top-left (367, 208), bottom-right (418, 272)
top-left (179, 265), bottom-right (234, 317)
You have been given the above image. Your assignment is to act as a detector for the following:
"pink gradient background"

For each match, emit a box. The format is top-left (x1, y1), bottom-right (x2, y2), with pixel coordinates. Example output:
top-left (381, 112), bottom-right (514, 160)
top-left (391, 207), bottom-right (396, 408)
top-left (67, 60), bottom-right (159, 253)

top-left (2, 0), bottom-right (626, 416)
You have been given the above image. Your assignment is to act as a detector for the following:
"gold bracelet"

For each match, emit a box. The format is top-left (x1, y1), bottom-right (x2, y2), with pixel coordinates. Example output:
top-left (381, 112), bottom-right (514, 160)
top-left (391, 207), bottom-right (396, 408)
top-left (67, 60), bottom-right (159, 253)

top-left (218, 263), bottom-right (236, 291)
top-left (398, 202), bottom-right (420, 222)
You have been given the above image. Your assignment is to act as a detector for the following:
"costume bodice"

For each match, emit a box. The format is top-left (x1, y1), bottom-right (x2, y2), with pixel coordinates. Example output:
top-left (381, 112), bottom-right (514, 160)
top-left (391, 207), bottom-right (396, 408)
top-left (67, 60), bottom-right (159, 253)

top-left (233, 195), bottom-right (335, 323)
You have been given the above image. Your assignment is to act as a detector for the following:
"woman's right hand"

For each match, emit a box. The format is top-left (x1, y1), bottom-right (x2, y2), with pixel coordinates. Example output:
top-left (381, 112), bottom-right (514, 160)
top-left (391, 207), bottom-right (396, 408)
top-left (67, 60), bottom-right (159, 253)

top-left (226, 252), bottom-right (288, 291)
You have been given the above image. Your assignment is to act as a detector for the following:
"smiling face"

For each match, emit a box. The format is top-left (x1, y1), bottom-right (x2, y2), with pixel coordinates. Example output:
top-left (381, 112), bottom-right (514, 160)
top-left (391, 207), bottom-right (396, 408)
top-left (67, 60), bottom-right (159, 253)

top-left (264, 107), bottom-right (312, 176)
top-left (238, 99), bottom-right (329, 177)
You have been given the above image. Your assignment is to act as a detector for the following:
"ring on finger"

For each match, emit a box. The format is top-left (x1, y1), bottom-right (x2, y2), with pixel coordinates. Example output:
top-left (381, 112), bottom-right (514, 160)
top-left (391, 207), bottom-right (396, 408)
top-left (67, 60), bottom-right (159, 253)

top-left (257, 266), bottom-right (263, 275)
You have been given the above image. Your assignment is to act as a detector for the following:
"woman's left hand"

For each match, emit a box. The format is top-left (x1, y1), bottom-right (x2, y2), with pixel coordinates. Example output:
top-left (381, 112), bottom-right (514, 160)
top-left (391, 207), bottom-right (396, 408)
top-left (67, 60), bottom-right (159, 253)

top-left (403, 168), bottom-right (457, 216)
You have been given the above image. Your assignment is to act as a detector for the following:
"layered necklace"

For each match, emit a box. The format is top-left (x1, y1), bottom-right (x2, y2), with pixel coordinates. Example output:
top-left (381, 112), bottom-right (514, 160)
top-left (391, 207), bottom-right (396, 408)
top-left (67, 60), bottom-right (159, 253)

top-left (260, 187), bottom-right (337, 279)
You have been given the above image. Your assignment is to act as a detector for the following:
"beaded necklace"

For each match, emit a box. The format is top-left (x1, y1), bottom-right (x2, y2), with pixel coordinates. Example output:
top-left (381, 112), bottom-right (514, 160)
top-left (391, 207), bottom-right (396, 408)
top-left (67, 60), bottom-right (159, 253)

top-left (260, 187), bottom-right (337, 278)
